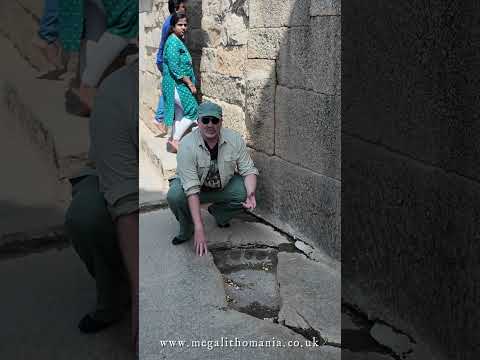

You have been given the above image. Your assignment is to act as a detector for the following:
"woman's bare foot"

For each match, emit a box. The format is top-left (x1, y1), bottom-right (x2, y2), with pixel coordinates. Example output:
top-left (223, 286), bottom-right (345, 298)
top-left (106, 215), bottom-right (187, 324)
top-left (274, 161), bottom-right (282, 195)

top-left (79, 83), bottom-right (97, 112)
top-left (154, 121), bottom-right (168, 137)
top-left (32, 35), bottom-right (63, 69)
top-left (167, 139), bottom-right (179, 153)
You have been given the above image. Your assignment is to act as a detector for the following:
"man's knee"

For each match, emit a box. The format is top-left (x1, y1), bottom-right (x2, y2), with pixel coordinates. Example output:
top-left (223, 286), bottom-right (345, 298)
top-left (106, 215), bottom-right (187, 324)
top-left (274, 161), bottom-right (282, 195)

top-left (65, 192), bottom-right (112, 238)
top-left (167, 180), bottom-right (188, 208)
top-left (227, 175), bottom-right (247, 203)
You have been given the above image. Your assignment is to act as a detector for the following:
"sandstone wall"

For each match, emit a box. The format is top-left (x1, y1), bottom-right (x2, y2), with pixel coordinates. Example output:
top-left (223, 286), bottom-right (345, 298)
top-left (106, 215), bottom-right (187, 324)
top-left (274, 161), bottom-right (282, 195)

top-left (140, 0), bottom-right (341, 261)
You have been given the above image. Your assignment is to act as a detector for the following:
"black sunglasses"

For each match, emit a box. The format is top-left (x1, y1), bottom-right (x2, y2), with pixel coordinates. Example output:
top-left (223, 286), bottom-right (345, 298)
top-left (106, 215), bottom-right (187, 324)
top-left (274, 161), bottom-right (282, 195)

top-left (200, 116), bottom-right (220, 125)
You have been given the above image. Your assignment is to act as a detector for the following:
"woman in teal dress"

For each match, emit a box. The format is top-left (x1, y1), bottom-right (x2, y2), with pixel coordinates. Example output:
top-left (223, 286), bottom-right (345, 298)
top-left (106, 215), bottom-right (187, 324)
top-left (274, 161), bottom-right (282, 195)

top-left (58, 0), bottom-right (138, 115)
top-left (162, 12), bottom-right (198, 152)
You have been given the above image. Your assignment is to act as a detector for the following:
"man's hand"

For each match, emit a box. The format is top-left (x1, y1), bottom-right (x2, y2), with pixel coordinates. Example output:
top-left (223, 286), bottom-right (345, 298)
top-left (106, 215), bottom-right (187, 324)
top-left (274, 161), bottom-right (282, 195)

top-left (242, 192), bottom-right (256, 210)
top-left (194, 227), bottom-right (208, 256)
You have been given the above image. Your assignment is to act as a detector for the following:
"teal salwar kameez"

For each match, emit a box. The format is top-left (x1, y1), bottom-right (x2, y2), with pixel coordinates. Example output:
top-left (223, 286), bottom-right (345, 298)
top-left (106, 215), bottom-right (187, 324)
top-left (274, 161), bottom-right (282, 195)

top-left (162, 34), bottom-right (198, 127)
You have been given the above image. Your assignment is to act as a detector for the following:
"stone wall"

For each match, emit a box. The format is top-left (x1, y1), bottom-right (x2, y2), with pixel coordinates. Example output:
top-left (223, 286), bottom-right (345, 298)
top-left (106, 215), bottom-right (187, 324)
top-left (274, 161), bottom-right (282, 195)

top-left (140, 0), bottom-right (341, 262)
top-left (342, 2), bottom-right (480, 358)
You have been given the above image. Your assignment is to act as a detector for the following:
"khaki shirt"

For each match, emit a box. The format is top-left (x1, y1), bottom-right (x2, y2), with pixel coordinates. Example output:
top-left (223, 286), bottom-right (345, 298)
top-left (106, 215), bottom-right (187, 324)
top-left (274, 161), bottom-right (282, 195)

top-left (89, 61), bottom-right (139, 219)
top-left (176, 128), bottom-right (259, 196)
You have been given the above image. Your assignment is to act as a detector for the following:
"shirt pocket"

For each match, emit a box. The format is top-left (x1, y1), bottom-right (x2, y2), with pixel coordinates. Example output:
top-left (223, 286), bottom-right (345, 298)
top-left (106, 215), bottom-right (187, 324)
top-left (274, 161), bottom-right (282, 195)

top-left (222, 155), bottom-right (237, 176)
top-left (197, 158), bottom-right (210, 182)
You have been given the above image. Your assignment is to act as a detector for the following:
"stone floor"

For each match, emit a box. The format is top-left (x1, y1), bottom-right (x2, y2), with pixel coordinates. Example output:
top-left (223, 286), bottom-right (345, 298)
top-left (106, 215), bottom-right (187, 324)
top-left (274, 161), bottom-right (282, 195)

top-left (0, 247), bottom-right (134, 360)
top-left (140, 208), bottom-right (342, 359)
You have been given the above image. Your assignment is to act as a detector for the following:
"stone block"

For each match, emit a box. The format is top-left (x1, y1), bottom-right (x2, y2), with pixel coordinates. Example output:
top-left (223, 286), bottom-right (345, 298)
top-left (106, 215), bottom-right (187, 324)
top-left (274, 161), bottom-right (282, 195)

top-left (342, 135), bottom-right (480, 358)
top-left (139, 101), bottom-right (155, 123)
top-left (139, 11), bottom-right (146, 30)
top-left (202, 96), bottom-right (247, 138)
top-left (275, 86), bottom-right (340, 180)
top-left (203, 0), bottom-right (222, 16)
top-left (220, 13), bottom-right (249, 46)
top-left (144, 27), bottom-right (161, 48)
top-left (201, 17), bottom-right (223, 48)
top-left (144, 46), bottom-right (160, 75)
top-left (0, 0), bottom-right (53, 72)
top-left (139, 0), bottom-right (154, 12)
top-left (277, 253), bottom-right (341, 343)
top-left (253, 155), bottom-right (341, 260)
top-left (277, 16), bottom-right (340, 95)
top-left (200, 46), bottom-right (247, 77)
top-left (139, 46), bottom-right (147, 72)
top-left (186, 28), bottom-right (207, 53)
top-left (208, 221), bottom-right (290, 250)
top-left (250, 0), bottom-right (310, 28)
top-left (140, 71), bottom-right (160, 110)
top-left (142, 11), bottom-right (159, 28)
top-left (245, 60), bottom-right (276, 155)
top-left (311, 0), bottom-right (341, 16)
top-left (247, 28), bottom-right (287, 59)
top-left (250, 150), bottom-right (275, 213)
top-left (200, 73), bottom-right (245, 107)
top-left (342, 21), bottom-right (480, 182)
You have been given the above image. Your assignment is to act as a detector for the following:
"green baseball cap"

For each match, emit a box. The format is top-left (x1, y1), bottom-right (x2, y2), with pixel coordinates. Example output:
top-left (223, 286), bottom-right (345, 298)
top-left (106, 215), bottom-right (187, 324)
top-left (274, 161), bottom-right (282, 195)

top-left (198, 101), bottom-right (223, 119)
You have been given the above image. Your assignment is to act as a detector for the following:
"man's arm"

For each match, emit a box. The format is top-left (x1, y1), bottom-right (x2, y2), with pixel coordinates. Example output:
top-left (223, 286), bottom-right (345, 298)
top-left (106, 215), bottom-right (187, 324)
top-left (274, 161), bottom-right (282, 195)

top-left (235, 135), bottom-right (259, 209)
top-left (242, 174), bottom-right (257, 210)
top-left (187, 194), bottom-right (208, 256)
top-left (177, 141), bottom-right (207, 256)
top-left (116, 213), bottom-right (138, 348)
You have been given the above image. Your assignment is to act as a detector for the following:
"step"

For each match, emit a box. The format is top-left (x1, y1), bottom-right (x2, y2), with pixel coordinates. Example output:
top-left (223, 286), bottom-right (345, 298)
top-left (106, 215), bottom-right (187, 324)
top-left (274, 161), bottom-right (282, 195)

top-left (0, 0), bottom-right (53, 72)
top-left (1, 35), bottom-right (90, 181)
top-left (139, 150), bottom-right (169, 210)
top-left (139, 118), bottom-right (177, 180)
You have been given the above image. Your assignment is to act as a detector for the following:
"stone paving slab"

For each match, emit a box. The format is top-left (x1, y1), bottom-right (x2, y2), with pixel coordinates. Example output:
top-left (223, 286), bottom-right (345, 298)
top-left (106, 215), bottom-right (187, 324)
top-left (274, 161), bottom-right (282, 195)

top-left (0, 0), bottom-right (52, 72)
top-left (140, 209), bottom-right (340, 359)
top-left (277, 252), bottom-right (341, 344)
top-left (1, 36), bottom-right (89, 180)
top-left (139, 150), bottom-right (169, 209)
top-left (0, 247), bottom-right (133, 360)
top-left (208, 220), bottom-right (291, 250)
top-left (17, 0), bottom-right (43, 18)
top-left (0, 100), bottom-right (68, 239)
top-left (140, 119), bottom-right (177, 180)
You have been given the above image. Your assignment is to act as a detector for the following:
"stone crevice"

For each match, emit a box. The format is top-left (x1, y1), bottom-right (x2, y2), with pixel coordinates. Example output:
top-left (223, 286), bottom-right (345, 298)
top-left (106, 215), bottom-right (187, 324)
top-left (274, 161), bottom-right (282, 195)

top-left (0, 30), bottom-right (40, 71)
top-left (343, 131), bottom-right (480, 186)
top-left (342, 302), bottom-right (416, 359)
top-left (276, 83), bottom-right (340, 98)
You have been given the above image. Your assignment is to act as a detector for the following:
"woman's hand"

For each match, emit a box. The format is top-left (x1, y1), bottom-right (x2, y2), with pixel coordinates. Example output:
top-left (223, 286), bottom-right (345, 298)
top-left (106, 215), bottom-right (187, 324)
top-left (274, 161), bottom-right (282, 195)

top-left (183, 77), bottom-right (197, 95)
top-left (188, 83), bottom-right (197, 95)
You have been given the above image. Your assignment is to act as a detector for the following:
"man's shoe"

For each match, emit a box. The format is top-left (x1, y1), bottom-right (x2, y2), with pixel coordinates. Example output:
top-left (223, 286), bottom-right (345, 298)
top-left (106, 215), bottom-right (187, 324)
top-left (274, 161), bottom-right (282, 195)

top-left (207, 207), bottom-right (230, 228)
top-left (172, 236), bottom-right (190, 245)
top-left (78, 314), bottom-right (118, 334)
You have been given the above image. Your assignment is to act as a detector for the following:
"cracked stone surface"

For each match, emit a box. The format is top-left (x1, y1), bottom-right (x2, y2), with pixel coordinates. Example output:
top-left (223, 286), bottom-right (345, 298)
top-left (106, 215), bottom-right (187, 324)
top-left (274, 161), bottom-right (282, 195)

top-left (139, 150), bottom-right (168, 209)
top-left (213, 248), bottom-right (280, 318)
top-left (0, 247), bottom-right (133, 359)
top-left (208, 218), bottom-right (291, 250)
top-left (277, 252), bottom-right (341, 344)
top-left (370, 322), bottom-right (415, 357)
top-left (140, 209), bottom-right (340, 359)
